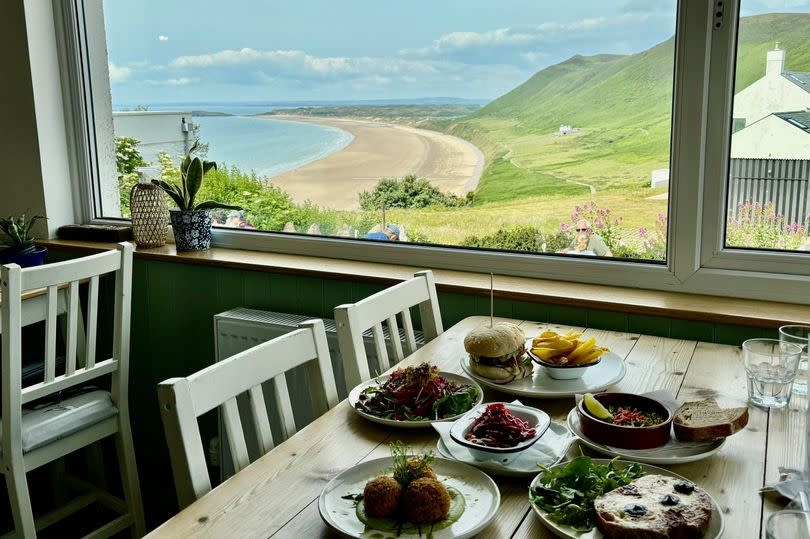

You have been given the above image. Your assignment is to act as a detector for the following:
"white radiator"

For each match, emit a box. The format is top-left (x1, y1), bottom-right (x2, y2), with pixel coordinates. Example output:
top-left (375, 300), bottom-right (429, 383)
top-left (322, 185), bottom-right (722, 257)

top-left (212, 307), bottom-right (424, 478)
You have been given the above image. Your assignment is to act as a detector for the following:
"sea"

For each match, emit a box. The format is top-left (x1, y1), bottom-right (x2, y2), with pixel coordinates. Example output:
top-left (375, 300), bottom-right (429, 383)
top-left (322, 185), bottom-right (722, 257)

top-left (113, 99), bottom-right (484, 177)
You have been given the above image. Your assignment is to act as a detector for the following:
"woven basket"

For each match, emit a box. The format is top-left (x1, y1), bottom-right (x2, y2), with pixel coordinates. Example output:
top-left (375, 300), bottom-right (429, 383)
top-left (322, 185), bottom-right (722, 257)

top-left (130, 183), bottom-right (169, 248)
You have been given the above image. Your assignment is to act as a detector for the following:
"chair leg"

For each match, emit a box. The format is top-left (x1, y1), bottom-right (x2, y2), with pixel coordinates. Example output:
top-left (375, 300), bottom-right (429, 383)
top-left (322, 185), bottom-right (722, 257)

top-left (115, 420), bottom-right (145, 538)
top-left (5, 464), bottom-right (36, 538)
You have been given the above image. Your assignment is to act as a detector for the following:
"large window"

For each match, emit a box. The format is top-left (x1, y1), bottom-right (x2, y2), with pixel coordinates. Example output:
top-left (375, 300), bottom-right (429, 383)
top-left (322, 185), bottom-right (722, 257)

top-left (97, 0), bottom-right (679, 262)
top-left (725, 1), bottom-right (810, 253)
top-left (57, 0), bottom-right (810, 304)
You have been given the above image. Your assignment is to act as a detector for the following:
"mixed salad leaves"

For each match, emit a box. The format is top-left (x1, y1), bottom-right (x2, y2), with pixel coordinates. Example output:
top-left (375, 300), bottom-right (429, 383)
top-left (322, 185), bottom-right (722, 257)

top-left (529, 456), bottom-right (645, 532)
top-left (356, 363), bottom-right (480, 421)
top-left (464, 403), bottom-right (537, 448)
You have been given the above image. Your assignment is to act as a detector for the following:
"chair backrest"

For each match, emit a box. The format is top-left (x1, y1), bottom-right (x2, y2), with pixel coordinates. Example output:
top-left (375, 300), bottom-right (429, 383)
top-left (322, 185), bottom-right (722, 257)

top-left (334, 270), bottom-right (443, 389)
top-left (158, 319), bottom-right (339, 508)
top-left (1, 243), bottom-right (133, 460)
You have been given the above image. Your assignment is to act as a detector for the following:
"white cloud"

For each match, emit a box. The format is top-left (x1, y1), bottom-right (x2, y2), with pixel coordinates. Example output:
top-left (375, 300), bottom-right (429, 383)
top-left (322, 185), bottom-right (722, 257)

top-left (158, 35), bottom-right (169, 42)
top-left (167, 47), bottom-right (438, 83)
top-left (108, 62), bottom-right (132, 83)
top-left (146, 77), bottom-right (196, 86)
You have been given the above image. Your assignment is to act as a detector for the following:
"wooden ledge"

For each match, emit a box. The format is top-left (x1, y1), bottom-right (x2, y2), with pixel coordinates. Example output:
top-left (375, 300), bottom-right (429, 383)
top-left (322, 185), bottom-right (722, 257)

top-left (39, 239), bottom-right (810, 328)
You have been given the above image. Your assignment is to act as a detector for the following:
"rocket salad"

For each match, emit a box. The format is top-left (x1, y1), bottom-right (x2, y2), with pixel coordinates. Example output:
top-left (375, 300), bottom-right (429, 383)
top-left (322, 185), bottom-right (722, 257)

top-left (356, 363), bottom-right (480, 421)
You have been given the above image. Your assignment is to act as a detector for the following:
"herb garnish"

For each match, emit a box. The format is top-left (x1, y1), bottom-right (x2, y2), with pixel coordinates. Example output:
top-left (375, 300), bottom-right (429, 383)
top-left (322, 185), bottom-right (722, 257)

top-left (529, 456), bottom-right (645, 532)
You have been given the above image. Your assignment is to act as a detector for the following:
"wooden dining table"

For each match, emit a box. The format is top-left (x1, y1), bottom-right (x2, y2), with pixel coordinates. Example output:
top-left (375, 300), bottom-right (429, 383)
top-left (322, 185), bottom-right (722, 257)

top-left (146, 316), bottom-right (807, 539)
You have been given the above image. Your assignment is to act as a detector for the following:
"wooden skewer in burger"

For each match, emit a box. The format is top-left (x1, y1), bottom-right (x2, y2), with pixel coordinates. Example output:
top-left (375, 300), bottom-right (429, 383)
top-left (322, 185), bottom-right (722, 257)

top-left (464, 273), bottom-right (533, 384)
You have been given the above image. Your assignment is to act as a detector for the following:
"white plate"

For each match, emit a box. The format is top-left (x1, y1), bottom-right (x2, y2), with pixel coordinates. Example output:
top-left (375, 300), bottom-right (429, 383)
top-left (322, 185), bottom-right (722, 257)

top-left (459, 353), bottom-right (626, 398)
top-left (348, 371), bottom-right (484, 428)
top-left (529, 459), bottom-right (725, 539)
top-left (319, 456), bottom-right (500, 539)
top-left (436, 421), bottom-right (573, 477)
top-left (565, 408), bottom-right (726, 465)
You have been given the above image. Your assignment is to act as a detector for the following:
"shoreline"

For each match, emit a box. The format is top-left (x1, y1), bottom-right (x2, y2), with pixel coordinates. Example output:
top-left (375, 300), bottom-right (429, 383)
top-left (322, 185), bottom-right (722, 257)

top-left (256, 115), bottom-right (484, 210)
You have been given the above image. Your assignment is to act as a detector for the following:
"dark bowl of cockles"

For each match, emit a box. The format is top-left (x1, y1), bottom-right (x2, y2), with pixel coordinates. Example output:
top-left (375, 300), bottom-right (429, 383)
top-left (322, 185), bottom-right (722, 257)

top-left (577, 392), bottom-right (673, 449)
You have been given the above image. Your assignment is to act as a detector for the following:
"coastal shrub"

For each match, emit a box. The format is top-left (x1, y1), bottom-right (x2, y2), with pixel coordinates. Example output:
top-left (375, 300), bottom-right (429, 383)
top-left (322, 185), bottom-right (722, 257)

top-left (115, 137), bottom-right (149, 217)
top-left (359, 175), bottom-right (469, 210)
top-left (726, 201), bottom-right (808, 250)
top-left (460, 226), bottom-right (568, 253)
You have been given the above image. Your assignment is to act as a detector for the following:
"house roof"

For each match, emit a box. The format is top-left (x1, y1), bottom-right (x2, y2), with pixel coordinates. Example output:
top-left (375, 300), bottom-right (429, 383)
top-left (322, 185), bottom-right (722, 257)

top-left (783, 71), bottom-right (810, 94)
top-left (775, 110), bottom-right (810, 135)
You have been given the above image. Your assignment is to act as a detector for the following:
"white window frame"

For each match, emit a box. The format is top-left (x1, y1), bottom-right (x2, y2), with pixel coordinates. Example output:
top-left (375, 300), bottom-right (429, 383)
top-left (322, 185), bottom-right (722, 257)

top-left (59, 0), bottom-right (810, 304)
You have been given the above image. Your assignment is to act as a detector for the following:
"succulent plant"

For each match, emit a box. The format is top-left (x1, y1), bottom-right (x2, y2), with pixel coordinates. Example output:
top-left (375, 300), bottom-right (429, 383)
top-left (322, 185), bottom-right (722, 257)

top-left (0, 212), bottom-right (46, 254)
top-left (152, 140), bottom-right (242, 212)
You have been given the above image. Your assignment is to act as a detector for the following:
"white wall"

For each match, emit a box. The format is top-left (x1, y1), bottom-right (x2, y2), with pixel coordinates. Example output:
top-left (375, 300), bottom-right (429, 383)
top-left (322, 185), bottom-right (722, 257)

top-left (0, 0), bottom-right (76, 237)
top-left (733, 75), bottom-right (810, 127)
top-left (113, 111), bottom-right (192, 176)
top-left (731, 115), bottom-right (810, 159)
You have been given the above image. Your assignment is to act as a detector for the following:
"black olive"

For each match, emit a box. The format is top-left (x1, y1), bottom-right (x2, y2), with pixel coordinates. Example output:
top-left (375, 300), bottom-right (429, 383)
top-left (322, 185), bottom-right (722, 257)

top-left (674, 480), bottom-right (695, 494)
top-left (660, 494), bottom-right (681, 506)
top-left (624, 503), bottom-right (648, 516)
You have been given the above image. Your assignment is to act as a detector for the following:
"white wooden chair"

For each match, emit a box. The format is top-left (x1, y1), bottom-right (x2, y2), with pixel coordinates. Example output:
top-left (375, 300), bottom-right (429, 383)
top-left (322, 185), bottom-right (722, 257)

top-left (334, 270), bottom-right (443, 389)
top-left (0, 242), bottom-right (144, 538)
top-left (158, 319), bottom-right (339, 509)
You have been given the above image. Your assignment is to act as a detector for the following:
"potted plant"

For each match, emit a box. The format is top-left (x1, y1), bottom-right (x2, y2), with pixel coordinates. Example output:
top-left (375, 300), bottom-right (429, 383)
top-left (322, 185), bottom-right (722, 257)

top-left (152, 141), bottom-right (241, 251)
top-left (0, 213), bottom-right (48, 267)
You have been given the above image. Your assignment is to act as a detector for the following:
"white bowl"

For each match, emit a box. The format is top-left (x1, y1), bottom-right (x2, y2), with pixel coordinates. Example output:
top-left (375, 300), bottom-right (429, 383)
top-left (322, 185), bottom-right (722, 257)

top-left (526, 348), bottom-right (602, 379)
top-left (449, 402), bottom-right (550, 464)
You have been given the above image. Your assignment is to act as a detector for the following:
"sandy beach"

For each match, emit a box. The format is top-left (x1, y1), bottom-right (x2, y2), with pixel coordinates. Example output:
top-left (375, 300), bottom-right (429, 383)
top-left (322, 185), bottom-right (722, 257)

top-left (259, 115), bottom-right (484, 210)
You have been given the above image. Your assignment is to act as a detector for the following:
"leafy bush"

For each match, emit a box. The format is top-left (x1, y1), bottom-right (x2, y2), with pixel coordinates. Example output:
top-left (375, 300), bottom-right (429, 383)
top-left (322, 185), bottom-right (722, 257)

top-left (359, 175), bottom-right (469, 210)
top-left (115, 137), bottom-right (149, 217)
top-left (461, 226), bottom-right (569, 253)
top-left (727, 201), bottom-right (808, 250)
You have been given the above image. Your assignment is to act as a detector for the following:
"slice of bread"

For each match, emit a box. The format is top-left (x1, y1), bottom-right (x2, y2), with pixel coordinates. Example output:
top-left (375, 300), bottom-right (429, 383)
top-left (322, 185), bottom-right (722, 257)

top-left (673, 398), bottom-right (749, 442)
top-left (595, 474), bottom-right (712, 539)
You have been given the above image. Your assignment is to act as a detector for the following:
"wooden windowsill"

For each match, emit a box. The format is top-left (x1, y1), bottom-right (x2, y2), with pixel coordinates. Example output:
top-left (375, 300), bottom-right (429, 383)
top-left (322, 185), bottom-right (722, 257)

top-left (38, 239), bottom-right (810, 328)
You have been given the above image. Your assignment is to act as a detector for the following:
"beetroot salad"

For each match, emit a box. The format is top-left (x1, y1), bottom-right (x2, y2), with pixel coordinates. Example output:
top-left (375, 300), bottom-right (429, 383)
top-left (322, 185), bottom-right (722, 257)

top-left (356, 363), bottom-right (480, 421)
top-left (464, 403), bottom-right (537, 448)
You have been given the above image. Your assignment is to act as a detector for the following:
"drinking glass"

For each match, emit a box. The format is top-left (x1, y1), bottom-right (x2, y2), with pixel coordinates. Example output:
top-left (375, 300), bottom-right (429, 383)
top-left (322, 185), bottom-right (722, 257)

top-left (780, 325), bottom-right (810, 396)
top-left (741, 338), bottom-right (803, 409)
top-left (766, 510), bottom-right (810, 539)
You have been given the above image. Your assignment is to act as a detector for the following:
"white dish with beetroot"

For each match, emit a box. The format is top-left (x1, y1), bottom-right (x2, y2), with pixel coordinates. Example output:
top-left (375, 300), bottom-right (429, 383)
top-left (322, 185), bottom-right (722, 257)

top-left (449, 402), bottom-right (550, 464)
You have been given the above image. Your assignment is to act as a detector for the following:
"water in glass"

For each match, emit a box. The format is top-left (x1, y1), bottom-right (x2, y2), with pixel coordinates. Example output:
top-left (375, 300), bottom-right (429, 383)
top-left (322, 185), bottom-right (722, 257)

top-left (742, 339), bottom-right (803, 409)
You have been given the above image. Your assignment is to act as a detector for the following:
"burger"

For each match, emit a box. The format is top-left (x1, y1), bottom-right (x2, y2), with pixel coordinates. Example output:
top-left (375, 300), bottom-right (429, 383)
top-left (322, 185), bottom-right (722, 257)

top-left (464, 322), bottom-right (532, 383)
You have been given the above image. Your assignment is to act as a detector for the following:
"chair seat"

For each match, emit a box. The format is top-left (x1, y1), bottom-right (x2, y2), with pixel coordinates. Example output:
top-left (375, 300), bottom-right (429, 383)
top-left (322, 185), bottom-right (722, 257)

top-left (1, 390), bottom-right (118, 454)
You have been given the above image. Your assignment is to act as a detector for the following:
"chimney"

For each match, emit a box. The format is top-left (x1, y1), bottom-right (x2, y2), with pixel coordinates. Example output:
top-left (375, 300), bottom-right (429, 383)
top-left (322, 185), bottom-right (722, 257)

top-left (766, 42), bottom-right (786, 77)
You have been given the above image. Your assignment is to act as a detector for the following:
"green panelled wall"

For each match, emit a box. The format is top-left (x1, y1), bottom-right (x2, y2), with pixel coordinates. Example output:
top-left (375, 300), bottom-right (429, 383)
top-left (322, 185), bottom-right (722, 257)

top-left (43, 250), bottom-right (778, 529)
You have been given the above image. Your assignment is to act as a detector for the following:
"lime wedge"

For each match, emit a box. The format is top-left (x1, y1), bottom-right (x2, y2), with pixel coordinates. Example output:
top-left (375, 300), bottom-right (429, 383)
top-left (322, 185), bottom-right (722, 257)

top-left (584, 393), bottom-right (612, 421)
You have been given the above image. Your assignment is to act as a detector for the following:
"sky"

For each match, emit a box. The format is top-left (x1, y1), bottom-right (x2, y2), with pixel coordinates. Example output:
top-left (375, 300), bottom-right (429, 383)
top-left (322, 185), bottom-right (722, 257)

top-left (103, 0), bottom-right (810, 105)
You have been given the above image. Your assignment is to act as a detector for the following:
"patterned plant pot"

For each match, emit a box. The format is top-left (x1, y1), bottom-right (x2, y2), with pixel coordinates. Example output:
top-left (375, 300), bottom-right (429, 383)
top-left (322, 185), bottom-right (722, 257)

top-left (170, 210), bottom-right (212, 251)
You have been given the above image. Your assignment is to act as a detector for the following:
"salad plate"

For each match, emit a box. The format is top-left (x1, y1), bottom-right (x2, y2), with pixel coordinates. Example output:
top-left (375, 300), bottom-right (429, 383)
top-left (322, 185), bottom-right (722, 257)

top-left (529, 458), bottom-right (725, 539)
top-left (566, 408), bottom-right (726, 465)
top-left (348, 366), bottom-right (483, 428)
top-left (319, 456), bottom-right (500, 539)
top-left (459, 352), bottom-right (625, 398)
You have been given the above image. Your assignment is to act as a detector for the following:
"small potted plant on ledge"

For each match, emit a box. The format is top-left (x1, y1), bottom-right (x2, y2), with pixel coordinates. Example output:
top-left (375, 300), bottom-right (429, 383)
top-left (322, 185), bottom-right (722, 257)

top-left (0, 213), bottom-right (48, 267)
top-left (152, 141), bottom-right (241, 251)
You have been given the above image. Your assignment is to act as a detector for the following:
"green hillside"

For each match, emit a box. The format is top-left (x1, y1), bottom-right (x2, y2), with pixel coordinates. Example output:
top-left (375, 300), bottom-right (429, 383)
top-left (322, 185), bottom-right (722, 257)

top-left (447, 13), bottom-right (810, 203)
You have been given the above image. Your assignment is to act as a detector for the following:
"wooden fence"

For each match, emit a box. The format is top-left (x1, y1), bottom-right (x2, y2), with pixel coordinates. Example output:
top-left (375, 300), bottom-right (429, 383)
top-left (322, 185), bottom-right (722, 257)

top-left (728, 158), bottom-right (810, 226)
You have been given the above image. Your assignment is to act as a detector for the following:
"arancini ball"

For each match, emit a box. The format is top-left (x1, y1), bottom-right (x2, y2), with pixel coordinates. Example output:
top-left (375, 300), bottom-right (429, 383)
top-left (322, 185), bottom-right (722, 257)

top-left (362, 475), bottom-right (402, 518)
top-left (402, 477), bottom-right (451, 524)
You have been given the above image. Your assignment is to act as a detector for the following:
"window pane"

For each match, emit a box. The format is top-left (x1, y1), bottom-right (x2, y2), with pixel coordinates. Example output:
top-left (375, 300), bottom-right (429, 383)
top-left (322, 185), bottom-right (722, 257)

top-left (727, 3), bottom-right (810, 253)
top-left (99, 1), bottom-right (676, 261)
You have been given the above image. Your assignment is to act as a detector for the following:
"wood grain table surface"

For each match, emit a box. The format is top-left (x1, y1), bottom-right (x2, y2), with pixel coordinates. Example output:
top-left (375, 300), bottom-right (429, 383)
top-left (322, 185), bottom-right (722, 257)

top-left (146, 316), bottom-right (806, 539)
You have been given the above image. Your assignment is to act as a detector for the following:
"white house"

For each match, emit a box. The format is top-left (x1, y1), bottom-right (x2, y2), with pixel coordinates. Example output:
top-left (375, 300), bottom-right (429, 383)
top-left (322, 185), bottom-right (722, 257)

top-left (731, 110), bottom-right (810, 159)
top-left (112, 111), bottom-right (194, 176)
top-left (732, 44), bottom-right (810, 129)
